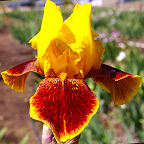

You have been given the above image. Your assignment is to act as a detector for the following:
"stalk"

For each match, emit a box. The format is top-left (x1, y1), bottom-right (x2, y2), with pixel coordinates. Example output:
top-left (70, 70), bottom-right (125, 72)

top-left (42, 124), bottom-right (81, 144)
top-left (42, 124), bottom-right (56, 144)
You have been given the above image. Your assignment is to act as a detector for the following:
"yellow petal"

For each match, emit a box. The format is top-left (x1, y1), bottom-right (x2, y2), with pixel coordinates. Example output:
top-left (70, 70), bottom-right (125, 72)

top-left (93, 40), bottom-right (105, 70)
top-left (50, 48), bottom-right (81, 78)
top-left (30, 1), bottom-right (104, 78)
top-left (29, 0), bottom-right (63, 60)
top-left (29, 32), bottom-right (40, 50)
top-left (91, 31), bottom-right (99, 38)
top-left (63, 3), bottom-right (94, 74)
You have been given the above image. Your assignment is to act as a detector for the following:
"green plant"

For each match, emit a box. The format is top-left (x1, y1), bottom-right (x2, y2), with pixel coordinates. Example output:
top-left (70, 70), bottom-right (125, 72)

top-left (20, 134), bottom-right (29, 144)
top-left (10, 21), bottom-right (41, 44)
top-left (79, 115), bottom-right (113, 144)
top-left (0, 127), bottom-right (7, 140)
top-left (0, 14), bottom-right (3, 29)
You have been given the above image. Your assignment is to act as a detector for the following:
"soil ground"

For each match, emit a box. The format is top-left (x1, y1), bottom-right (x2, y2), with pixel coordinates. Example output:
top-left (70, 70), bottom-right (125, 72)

top-left (0, 24), bottom-right (42, 144)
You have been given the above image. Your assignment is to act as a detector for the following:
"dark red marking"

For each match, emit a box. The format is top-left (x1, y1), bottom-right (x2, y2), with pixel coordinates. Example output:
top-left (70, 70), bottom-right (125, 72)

top-left (7, 59), bottom-right (44, 76)
top-left (88, 64), bottom-right (132, 81)
top-left (89, 64), bottom-right (142, 105)
top-left (30, 78), bottom-right (98, 141)
top-left (1, 59), bottom-right (44, 92)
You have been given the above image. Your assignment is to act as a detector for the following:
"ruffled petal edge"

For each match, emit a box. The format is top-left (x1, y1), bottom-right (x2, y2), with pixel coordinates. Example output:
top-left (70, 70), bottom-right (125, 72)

top-left (1, 59), bottom-right (44, 92)
top-left (30, 78), bottom-right (99, 142)
top-left (89, 64), bottom-right (142, 105)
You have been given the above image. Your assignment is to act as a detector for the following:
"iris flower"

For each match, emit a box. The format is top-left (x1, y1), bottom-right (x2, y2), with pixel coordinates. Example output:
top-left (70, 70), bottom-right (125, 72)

top-left (1, 0), bottom-right (142, 142)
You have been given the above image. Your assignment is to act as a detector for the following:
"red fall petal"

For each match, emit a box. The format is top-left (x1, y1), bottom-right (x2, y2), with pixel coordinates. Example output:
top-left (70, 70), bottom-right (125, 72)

top-left (30, 78), bottom-right (99, 142)
top-left (89, 64), bottom-right (142, 105)
top-left (1, 59), bottom-right (44, 92)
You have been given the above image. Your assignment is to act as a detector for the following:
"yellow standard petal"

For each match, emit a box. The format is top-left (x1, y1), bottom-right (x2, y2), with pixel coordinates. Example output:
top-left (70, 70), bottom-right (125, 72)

top-left (29, 0), bottom-right (63, 74)
top-left (63, 3), bottom-right (94, 74)
top-left (42, 3), bottom-right (97, 78)
top-left (29, 1), bottom-right (104, 79)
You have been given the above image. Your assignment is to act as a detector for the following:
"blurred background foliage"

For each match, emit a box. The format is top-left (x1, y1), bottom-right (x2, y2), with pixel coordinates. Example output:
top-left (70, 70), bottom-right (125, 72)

top-left (0, 2), bottom-right (144, 144)
top-left (0, 127), bottom-right (29, 144)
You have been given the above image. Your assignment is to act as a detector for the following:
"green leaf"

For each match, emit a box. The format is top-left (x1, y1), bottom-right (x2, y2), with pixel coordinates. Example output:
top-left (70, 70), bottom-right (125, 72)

top-left (20, 134), bottom-right (29, 144)
top-left (0, 127), bottom-right (7, 140)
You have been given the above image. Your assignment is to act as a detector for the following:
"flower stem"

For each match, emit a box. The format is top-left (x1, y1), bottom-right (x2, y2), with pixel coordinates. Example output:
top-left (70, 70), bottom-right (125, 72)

top-left (42, 124), bottom-right (56, 144)
top-left (42, 124), bottom-right (81, 144)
